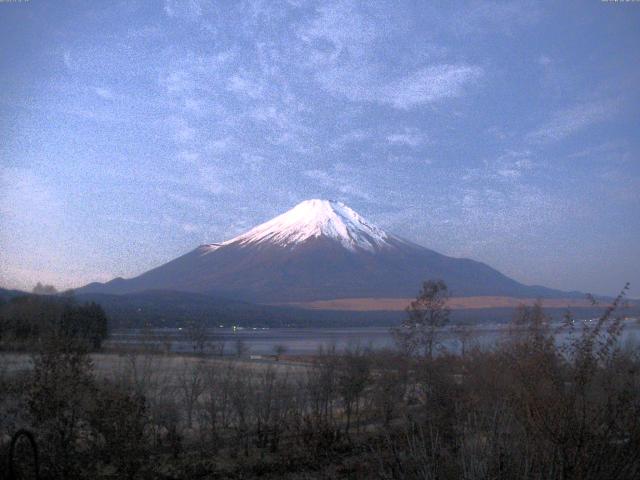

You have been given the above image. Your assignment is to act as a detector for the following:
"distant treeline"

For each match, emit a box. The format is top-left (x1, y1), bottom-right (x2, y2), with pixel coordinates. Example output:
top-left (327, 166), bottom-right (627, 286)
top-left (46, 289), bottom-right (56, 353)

top-left (0, 294), bottom-right (108, 350)
top-left (0, 287), bottom-right (635, 331)
top-left (52, 290), bottom-right (632, 329)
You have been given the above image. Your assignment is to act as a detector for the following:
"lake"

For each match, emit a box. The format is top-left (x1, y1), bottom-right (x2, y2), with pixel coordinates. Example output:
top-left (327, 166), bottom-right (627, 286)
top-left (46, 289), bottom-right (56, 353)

top-left (106, 321), bottom-right (640, 356)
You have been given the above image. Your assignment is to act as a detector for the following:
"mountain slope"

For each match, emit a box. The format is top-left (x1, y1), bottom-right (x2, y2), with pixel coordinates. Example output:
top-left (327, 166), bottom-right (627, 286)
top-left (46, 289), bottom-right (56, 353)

top-left (79, 199), bottom-right (579, 302)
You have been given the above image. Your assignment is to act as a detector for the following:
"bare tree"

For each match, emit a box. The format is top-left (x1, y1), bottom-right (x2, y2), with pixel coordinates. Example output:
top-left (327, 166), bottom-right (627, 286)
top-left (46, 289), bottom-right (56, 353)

top-left (209, 333), bottom-right (226, 356)
top-left (234, 337), bottom-right (249, 357)
top-left (371, 352), bottom-right (409, 426)
top-left (229, 370), bottom-right (251, 457)
top-left (393, 280), bottom-right (450, 358)
top-left (453, 323), bottom-right (476, 357)
top-left (185, 321), bottom-right (208, 355)
top-left (273, 344), bottom-right (287, 361)
top-left (27, 337), bottom-right (95, 478)
top-left (178, 359), bottom-right (205, 429)
top-left (338, 346), bottom-right (371, 434)
top-left (88, 381), bottom-right (149, 479)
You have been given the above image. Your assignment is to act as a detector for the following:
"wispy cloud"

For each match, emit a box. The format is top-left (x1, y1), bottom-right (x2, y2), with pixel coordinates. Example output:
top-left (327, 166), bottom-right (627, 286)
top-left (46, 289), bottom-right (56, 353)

top-left (163, 0), bottom-right (205, 20)
top-left (205, 137), bottom-right (235, 154)
top-left (63, 51), bottom-right (72, 69)
top-left (381, 65), bottom-right (483, 109)
top-left (335, 129), bottom-right (371, 145)
top-left (297, 2), bottom-right (483, 109)
top-left (126, 24), bottom-right (162, 39)
top-left (303, 169), bottom-right (332, 183)
top-left (462, 150), bottom-right (535, 184)
top-left (158, 51), bottom-right (233, 96)
top-left (164, 116), bottom-right (197, 143)
top-left (566, 140), bottom-right (629, 161)
top-left (452, 1), bottom-right (541, 36)
top-left (176, 150), bottom-right (200, 163)
top-left (227, 73), bottom-right (265, 100)
top-left (297, 1), bottom-right (377, 59)
top-left (93, 87), bottom-right (114, 100)
top-left (386, 128), bottom-right (425, 147)
top-left (527, 99), bottom-right (619, 144)
top-left (0, 167), bottom-right (62, 222)
top-left (303, 168), bottom-right (373, 202)
top-left (182, 223), bottom-right (200, 233)
top-left (496, 150), bottom-right (534, 179)
top-left (160, 70), bottom-right (195, 94)
top-left (312, 58), bottom-right (482, 110)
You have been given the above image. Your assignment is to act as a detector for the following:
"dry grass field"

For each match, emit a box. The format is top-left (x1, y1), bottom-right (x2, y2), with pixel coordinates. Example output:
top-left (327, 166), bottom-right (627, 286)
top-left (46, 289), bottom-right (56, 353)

top-left (280, 296), bottom-right (602, 311)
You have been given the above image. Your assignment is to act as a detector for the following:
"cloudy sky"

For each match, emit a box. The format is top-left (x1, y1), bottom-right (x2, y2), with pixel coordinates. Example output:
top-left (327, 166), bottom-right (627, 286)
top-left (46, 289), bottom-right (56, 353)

top-left (1, 0), bottom-right (639, 297)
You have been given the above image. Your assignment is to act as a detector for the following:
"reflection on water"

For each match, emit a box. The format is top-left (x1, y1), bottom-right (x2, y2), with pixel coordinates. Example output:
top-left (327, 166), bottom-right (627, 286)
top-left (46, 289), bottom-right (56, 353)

top-left (106, 322), bottom-right (640, 356)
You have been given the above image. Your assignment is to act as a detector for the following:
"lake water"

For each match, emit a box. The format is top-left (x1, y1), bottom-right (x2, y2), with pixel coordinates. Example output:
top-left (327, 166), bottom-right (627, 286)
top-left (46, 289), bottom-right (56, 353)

top-left (106, 321), bottom-right (640, 356)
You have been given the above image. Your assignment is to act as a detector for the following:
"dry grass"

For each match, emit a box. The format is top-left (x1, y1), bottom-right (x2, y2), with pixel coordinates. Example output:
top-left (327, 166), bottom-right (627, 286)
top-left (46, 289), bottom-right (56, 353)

top-left (278, 296), bottom-right (602, 311)
top-left (0, 351), bottom-right (308, 379)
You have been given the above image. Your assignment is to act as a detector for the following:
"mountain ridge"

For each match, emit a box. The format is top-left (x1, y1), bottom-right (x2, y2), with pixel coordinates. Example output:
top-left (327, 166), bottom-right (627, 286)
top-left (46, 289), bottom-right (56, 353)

top-left (77, 199), bottom-right (584, 302)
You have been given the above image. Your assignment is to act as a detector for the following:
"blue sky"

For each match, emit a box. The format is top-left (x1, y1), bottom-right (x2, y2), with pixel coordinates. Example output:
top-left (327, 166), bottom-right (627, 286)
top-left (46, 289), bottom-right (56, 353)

top-left (1, 0), bottom-right (639, 297)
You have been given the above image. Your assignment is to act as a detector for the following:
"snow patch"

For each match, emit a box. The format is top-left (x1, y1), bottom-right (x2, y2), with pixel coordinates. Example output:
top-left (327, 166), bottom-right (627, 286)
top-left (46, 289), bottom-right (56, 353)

top-left (199, 243), bottom-right (223, 253)
top-left (216, 199), bottom-right (394, 252)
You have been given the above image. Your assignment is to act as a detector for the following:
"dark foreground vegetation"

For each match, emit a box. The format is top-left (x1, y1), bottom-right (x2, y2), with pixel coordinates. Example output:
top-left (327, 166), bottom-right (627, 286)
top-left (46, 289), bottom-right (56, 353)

top-left (0, 294), bottom-right (108, 351)
top-left (1, 283), bottom-right (639, 479)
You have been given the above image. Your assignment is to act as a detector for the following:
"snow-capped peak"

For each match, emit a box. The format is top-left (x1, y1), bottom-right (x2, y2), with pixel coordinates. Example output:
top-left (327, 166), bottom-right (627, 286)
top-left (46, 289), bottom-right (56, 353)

top-left (213, 199), bottom-right (394, 252)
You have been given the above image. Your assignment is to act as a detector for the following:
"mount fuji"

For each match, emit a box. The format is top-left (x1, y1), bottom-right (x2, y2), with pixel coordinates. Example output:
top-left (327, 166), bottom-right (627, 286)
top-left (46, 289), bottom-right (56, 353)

top-left (79, 199), bottom-right (576, 303)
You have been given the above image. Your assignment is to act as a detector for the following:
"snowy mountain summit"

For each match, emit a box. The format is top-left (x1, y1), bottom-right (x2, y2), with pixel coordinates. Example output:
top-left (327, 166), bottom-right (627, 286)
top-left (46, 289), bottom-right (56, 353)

top-left (79, 198), bottom-right (573, 302)
top-left (213, 199), bottom-right (394, 252)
